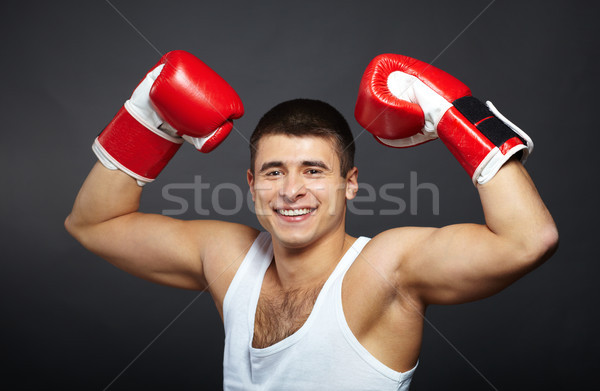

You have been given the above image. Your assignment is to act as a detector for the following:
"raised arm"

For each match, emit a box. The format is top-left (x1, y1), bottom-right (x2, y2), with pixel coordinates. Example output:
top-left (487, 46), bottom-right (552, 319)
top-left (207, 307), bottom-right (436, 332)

top-left (398, 159), bottom-right (557, 304)
top-left (65, 51), bottom-right (254, 291)
top-left (355, 54), bottom-right (558, 305)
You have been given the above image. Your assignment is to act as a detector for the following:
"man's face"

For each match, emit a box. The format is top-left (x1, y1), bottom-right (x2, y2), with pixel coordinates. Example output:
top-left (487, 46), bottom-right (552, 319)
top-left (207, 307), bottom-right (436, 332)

top-left (247, 134), bottom-right (358, 249)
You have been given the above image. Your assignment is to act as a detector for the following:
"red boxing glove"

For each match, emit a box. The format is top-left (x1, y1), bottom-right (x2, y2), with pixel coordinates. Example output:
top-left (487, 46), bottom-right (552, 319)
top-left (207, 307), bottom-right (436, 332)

top-left (355, 54), bottom-right (532, 185)
top-left (93, 50), bottom-right (244, 184)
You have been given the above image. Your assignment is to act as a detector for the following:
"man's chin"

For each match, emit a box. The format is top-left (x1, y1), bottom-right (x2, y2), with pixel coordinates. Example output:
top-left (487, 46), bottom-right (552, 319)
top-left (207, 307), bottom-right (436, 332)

top-left (270, 229), bottom-right (316, 250)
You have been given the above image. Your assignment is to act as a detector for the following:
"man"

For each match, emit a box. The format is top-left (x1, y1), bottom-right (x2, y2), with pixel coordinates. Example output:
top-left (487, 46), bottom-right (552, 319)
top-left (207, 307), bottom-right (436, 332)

top-left (65, 51), bottom-right (558, 390)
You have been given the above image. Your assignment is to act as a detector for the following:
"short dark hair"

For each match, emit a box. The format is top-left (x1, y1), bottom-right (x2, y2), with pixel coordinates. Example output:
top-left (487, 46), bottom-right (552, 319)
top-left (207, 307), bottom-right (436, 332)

top-left (249, 99), bottom-right (355, 176)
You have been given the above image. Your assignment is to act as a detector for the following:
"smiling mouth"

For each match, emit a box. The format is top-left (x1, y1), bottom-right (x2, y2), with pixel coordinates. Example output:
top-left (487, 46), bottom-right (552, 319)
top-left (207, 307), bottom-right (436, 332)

top-left (276, 208), bottom-right (316, 217)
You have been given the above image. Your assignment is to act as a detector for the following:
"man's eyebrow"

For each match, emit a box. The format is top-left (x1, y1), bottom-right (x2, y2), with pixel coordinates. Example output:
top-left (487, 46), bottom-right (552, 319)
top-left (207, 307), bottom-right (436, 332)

top-left (259, 160), bottom-right (331, 172)
top-left (259, 161), bottom-right (284, 172)
top-left (302, 160), bottom-right (331, 170)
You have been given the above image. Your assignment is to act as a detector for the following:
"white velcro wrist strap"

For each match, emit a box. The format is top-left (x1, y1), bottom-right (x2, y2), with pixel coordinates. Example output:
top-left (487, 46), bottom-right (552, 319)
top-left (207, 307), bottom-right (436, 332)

top-left (475, 144), bottom-right (528, 185)
top-left (486, 101), bottom-right (534, 163)
top-left (471, 101), bottom-right (533, 184)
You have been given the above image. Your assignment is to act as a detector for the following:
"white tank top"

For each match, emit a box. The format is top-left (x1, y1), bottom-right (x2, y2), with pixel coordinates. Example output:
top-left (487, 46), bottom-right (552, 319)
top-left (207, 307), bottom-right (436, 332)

top-left (222, 232), bottom-right (417, 390)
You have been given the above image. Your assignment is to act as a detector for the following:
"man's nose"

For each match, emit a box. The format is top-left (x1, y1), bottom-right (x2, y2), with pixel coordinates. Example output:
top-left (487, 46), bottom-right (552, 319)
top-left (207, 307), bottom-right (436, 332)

top-left (279, 173), bottom-right (306, 202)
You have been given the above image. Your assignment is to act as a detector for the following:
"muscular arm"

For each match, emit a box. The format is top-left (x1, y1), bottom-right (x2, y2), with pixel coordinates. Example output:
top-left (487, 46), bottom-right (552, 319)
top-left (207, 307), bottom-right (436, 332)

top-left (65, 163), bottom-right (257, 291)
top-left (65, 163), bottom-right (208, 289)
top-left (387, 159), bottom-right (558, 305)
top-left (65, 51), bottom-right (254, 292)
top-left (356, 53), bottom-right (558, 306)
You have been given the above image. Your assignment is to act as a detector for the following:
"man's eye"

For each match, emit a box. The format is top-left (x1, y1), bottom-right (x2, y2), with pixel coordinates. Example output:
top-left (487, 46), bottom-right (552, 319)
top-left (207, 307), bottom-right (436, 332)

top-left (307, 169), bottom-right (322, 175)
top-left (267, 170), bottom-right (282, 176)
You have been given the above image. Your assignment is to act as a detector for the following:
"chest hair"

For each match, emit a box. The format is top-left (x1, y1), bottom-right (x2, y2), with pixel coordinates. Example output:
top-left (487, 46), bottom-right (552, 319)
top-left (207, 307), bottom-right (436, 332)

top-left (252, 283), bottom-right (324, 349)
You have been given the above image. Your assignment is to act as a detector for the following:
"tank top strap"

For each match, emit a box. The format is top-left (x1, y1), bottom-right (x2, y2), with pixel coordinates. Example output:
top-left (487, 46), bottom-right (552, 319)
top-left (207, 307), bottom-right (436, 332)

top-left (223, 232), bottom-right (273, 325)
top-left (331, 236), bottom-right (371, 281)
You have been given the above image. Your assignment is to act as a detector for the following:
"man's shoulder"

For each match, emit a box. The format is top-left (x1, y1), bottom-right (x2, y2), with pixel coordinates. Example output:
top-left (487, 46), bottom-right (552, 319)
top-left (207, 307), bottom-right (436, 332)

top-left (194, 221), bottom-right (261, 310)
top-left (354, 226), bottom-right (437, 273)
top-left (366, 226), bottom-right (435, 254)
top-left (344, 228), bottom-right (429, 318)
top-left (182, 219), bottom-right (261, 278)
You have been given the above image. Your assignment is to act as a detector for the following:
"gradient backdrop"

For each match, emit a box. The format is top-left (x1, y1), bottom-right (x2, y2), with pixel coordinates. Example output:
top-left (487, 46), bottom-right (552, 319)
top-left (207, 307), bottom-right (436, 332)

top-left (1, 0), bottom-right (598, 389)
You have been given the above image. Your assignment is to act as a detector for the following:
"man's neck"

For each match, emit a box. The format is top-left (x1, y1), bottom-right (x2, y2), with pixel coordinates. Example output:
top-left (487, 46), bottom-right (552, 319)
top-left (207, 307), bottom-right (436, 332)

top-left (269, 228), bottom-right (356, 291)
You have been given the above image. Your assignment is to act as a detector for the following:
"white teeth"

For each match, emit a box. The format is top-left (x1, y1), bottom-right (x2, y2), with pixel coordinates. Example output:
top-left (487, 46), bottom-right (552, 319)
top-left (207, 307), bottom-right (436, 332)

top-left (277, 208), bottom-right (313, 216)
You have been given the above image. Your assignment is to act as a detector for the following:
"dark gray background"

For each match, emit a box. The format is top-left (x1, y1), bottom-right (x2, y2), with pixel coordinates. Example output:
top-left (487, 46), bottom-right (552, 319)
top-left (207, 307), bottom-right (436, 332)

top-left (1, 0), bottom-right (598, 389)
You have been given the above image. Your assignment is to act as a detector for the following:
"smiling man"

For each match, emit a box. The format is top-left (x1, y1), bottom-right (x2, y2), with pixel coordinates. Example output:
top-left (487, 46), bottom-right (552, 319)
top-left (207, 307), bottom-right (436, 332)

top-left (65, 51), bottom-right (558, 390)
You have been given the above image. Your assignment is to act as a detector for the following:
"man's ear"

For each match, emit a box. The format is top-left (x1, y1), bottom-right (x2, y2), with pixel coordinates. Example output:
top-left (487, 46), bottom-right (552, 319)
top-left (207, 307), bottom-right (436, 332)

top-left (345, 167), bottom-right (359, 200)
top-left (247, 169), bottom-right (255, 201)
